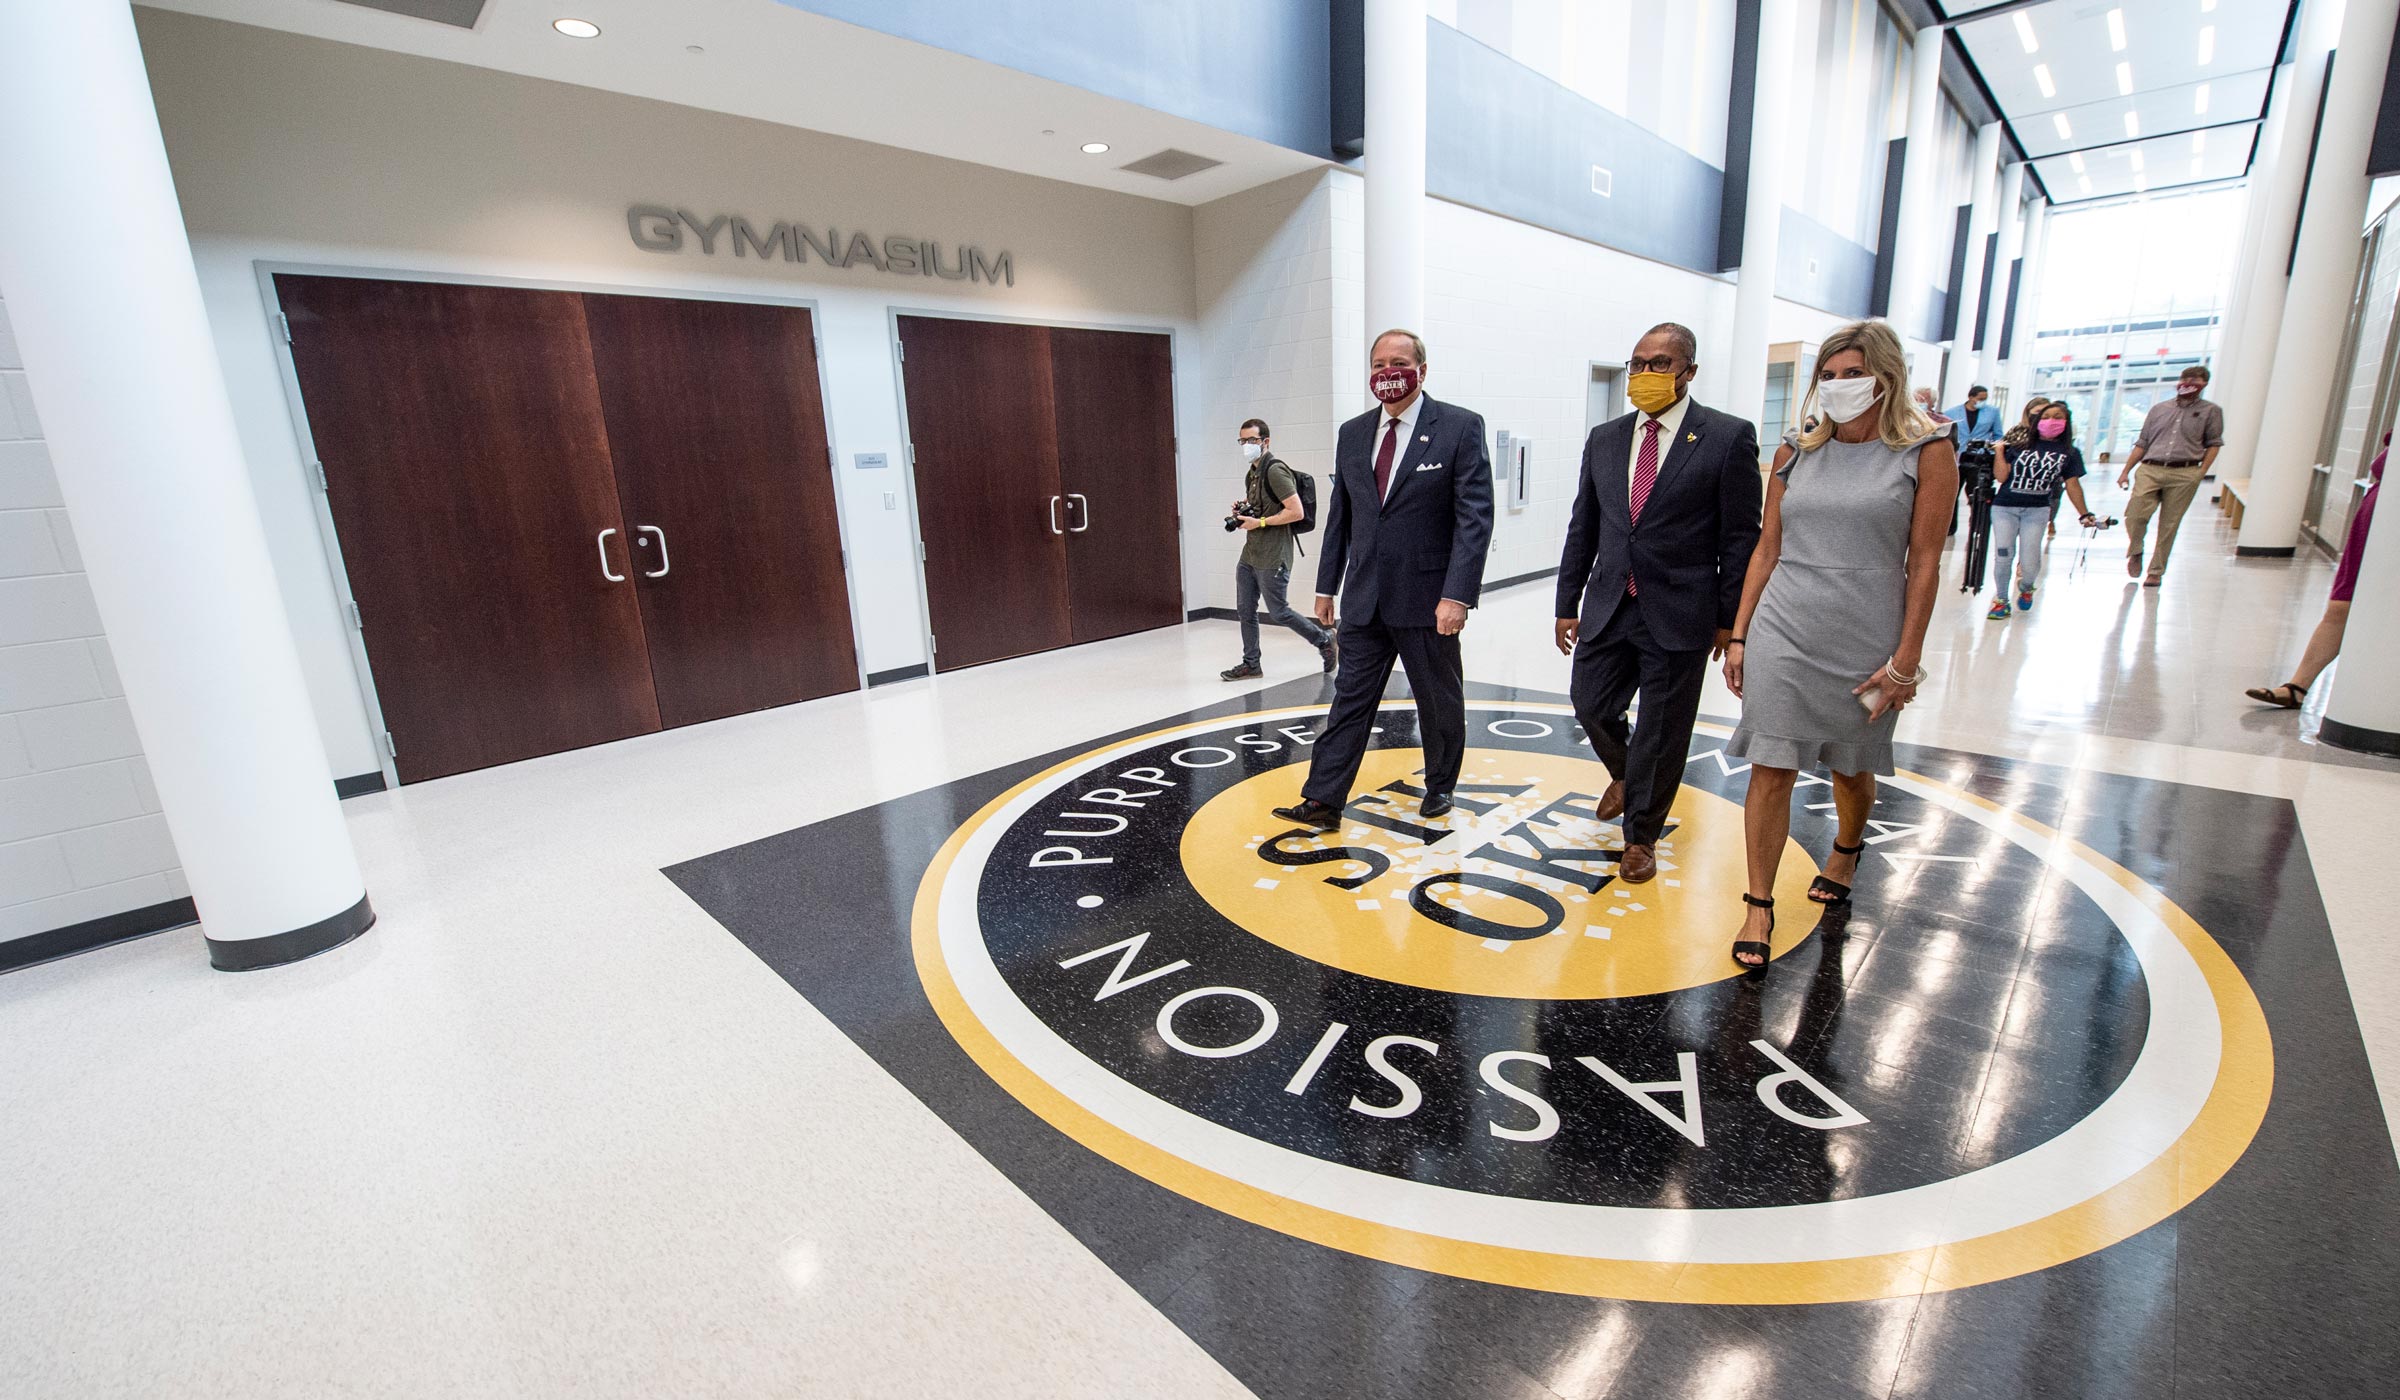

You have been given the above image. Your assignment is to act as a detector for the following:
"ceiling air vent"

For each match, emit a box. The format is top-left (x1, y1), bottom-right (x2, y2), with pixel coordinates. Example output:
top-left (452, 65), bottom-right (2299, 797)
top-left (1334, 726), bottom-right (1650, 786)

top-left (1119, 149), bottom-right (1226, 182)
top-left (328, 0), bottom-right (488, 27)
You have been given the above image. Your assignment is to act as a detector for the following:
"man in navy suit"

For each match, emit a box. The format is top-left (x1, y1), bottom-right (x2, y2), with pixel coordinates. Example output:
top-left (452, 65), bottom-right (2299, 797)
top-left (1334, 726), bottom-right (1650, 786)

top-left (1273, 329), bottom-right (1494, 830)
top-left (1554, 322), bottom-right (1761, 883)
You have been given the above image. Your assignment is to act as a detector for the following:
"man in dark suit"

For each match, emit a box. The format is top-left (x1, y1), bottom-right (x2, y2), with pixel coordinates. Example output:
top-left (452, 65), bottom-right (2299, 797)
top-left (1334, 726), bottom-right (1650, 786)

top-left (1273, 329), bottom-right (1493, 830)
top-left (1554, 322), bottom-right (1761, 883)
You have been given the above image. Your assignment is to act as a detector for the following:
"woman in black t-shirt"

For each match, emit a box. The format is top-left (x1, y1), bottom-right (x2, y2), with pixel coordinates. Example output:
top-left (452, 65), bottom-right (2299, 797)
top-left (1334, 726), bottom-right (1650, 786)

top-left (1988, 402), bottom-right (2097, 619)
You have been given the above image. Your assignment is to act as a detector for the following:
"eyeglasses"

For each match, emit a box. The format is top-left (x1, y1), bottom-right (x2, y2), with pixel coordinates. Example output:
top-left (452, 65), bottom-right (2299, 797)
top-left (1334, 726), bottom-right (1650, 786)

top-left (1628, 356), bottom-right (1684, 375)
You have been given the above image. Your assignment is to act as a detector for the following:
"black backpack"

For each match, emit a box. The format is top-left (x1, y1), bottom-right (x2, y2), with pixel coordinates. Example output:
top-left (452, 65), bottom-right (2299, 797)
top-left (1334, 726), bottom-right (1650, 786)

top-left (1288, 467), bottom-right (1318, 535)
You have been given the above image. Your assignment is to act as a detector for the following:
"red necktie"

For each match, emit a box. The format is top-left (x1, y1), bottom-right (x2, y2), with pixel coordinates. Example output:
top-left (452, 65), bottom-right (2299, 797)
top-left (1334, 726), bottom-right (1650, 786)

top-left (1628, 418), bottom-right (1662, 596)
top-left (1374, 417), bottom-right (1399, 501)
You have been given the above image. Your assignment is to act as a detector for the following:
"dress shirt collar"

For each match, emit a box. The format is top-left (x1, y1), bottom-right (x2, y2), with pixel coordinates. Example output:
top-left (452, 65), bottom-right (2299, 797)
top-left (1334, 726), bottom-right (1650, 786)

top-left (1377, 393), bottom-right (1426, 445)
top-left (1644, 392), bottom-right (1692, 440)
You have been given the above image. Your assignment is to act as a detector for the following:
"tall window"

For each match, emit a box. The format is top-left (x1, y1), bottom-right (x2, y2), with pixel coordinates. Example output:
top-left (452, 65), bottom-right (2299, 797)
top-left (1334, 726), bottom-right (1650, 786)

top-left (1789, 0), bottom-right (1909, 249)
top-left (1432, 0), bottom-right (1738, 166)
top-left (2023, 186), bottom-right (2245, 459)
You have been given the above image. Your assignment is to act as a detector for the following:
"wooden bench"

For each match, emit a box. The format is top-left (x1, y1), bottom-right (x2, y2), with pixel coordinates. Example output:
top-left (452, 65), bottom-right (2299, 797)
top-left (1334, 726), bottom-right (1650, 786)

top-left (2218, 478), bottom-right (2248, 530)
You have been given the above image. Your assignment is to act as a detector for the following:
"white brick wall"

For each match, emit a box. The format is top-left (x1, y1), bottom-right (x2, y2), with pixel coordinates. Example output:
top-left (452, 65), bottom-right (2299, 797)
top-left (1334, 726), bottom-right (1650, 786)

top-left (0, 293), bottom-right (188, 943)
top-left (1190, 170), bottom-right (1353, 615)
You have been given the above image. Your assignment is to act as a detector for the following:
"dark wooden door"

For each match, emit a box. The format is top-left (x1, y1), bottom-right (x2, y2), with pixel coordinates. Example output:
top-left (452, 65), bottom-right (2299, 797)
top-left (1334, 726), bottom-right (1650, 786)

top-left (1049, 327), bottom-right (1184, 644)
top-left (277, 274), bottom-right (660, 783)
top-left (579, 294), bottom-right (858, 727)
top-left (896, 316), bottom-right (1071, 670)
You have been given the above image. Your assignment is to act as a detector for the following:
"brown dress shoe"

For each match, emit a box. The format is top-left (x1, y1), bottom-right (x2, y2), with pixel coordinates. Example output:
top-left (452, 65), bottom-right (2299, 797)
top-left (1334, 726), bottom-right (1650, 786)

top-left (1618, 843), bottom-right (1656, 884)
top-left (1596, 780), bottom-right (1626, 822)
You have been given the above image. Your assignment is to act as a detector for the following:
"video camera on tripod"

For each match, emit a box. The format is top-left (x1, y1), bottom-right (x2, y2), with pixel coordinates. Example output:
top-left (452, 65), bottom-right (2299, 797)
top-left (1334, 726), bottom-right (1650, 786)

top-left (1956, 441), bottom-right (1998, 594)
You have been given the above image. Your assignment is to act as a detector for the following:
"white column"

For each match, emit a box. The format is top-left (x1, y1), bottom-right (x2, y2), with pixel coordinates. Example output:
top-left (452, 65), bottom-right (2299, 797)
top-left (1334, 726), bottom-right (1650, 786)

top-left (1978, 162), bottom-right (2027, 391)
top-left (2238, 0), bottom-right (2400, 554)
top-left (2006, 198), bottom-right (2052, 386)
top-left (0, 2), bottom-right (372, 970)
top-left (1364, 0), bottom-right (1428, 346)
top-left (2323, 481), bottom-right (2400, 752)
top-left (2214, 0), bottom-right (2344, 499)
top-left (1889, 22), bottom-right (1948, 338)
top-left (2210, 114), bottom-right (2284, 407)
top-left (1942, 123), bottom-right (2004, 407)
top-left (1725, 0), bottom-right (1805, 433)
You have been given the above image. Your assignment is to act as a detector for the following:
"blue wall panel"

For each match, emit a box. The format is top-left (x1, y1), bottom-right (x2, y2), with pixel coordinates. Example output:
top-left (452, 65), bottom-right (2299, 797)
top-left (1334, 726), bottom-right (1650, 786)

top-left (1424, 22), bottom-right (1723, 276)
top-left (773, 0), bottom-right (1334, 158)
top-left (1774, 209), bottom-right (1877, 321)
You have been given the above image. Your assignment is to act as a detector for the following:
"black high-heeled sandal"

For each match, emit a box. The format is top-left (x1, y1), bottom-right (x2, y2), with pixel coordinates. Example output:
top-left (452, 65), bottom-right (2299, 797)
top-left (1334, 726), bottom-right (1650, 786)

top-left (1732, 893), bottom-right (1774, 971)
top-left (1808, 839), bottom-right (1865, 905)
top-left (2243, 681), bottom-right (2307, 710)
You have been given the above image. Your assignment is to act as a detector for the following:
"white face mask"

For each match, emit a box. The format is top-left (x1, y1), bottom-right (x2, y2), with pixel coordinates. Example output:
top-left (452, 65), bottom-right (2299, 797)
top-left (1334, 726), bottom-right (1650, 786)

top-left (1817, 376), bottom-right (1881, 424)
top-left (1241, 442), bottom-right (1264, 462)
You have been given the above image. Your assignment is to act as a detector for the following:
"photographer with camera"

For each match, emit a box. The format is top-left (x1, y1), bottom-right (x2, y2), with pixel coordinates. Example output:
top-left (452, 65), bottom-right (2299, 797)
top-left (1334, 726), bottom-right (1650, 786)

top-left (1221, 418), bottom-right (1336, 681)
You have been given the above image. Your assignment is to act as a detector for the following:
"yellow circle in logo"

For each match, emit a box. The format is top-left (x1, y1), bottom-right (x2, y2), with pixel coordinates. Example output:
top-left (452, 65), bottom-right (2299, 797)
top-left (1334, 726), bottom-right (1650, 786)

top-left (1179, 746), bottom-right (1824, 1000)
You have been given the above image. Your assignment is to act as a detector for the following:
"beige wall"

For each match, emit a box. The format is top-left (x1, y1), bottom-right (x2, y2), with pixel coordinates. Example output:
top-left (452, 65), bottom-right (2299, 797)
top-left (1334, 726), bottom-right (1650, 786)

top-left (137, 9), bottom-right (1202, 778)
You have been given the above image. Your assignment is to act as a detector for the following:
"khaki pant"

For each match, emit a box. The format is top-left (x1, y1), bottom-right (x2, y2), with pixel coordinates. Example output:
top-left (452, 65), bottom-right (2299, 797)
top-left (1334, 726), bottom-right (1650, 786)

top-left (2124, 463), bottom-right (2206, 579)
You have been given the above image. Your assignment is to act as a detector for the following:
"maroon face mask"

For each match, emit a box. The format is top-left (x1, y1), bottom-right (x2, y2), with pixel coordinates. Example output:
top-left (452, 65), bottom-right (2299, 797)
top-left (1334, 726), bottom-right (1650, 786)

top-left (1370, 364), bottom-right (1421, 404)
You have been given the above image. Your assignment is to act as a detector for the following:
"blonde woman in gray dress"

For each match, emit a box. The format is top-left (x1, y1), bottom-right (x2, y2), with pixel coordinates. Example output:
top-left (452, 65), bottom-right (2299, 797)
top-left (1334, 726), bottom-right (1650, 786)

top-left (1721, 321), bottom-right (1957, 971)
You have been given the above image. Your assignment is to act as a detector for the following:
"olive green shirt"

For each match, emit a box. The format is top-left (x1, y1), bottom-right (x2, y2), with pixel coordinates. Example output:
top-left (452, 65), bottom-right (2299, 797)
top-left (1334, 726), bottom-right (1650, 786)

top-left (1240, 457), bottom-right (1301, 571)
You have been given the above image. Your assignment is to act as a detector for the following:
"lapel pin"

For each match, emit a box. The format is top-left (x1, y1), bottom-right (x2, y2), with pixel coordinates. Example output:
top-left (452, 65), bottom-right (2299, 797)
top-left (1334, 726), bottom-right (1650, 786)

top-left (1686, 432), bottom-right (1698, 443)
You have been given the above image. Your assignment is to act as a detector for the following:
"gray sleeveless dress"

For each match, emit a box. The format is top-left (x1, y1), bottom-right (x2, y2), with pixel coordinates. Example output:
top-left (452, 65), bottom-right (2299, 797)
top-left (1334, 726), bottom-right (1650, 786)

top-left (1726, 429), bottom-right (1930, 776)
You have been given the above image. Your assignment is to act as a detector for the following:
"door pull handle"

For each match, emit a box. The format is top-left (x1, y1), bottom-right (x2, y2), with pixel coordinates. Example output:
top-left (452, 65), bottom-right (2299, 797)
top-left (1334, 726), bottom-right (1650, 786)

top-left (597, 528), bottom-right (625, 582)
top-left (637, 525), bottom-right (670, 578)
top-left (1068, 493), bottom-right (1091, 533)
top-left (1048, 496), bottom-right (1063, 535)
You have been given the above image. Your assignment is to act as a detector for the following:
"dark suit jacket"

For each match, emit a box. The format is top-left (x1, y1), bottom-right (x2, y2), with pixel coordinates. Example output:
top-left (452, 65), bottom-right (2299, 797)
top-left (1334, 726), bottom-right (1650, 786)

top-left (1315, 395), bottom-right (1495, 628)
top-left (1555, 398), bottom-right (1763, 654)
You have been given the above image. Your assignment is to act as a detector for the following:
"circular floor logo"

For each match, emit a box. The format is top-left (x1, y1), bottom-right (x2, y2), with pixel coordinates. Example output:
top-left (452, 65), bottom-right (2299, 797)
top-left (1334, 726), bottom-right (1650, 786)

top-left (914, 703), bottom-right (2271, 1303)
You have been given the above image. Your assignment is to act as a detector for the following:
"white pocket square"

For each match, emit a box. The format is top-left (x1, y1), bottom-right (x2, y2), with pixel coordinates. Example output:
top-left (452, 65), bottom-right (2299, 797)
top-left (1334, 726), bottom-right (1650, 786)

top-left (1415, 462), bottom-right (1445, 472)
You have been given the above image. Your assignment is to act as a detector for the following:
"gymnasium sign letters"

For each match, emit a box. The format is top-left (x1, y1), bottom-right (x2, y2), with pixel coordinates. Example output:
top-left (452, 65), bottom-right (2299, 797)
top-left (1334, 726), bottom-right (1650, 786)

top-left (625, 205), bottom-right (1016, 286)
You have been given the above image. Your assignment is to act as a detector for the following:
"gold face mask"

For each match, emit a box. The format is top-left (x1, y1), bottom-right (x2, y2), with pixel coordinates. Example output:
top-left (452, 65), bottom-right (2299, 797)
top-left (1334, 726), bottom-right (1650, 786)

top-left (1627, 370), bottom-right (1682, 417)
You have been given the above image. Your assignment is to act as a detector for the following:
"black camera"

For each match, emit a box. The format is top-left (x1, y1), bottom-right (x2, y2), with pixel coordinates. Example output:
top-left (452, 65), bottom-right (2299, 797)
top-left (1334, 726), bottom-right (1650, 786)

top-left (1958, 443), bottom-right (1998, 504)
top-left (1223, 502), bottom-right (1260, 532)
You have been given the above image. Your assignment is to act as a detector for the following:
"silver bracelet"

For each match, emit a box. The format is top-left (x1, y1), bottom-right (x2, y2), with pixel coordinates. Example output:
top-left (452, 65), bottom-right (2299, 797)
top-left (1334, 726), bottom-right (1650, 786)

top-left (1883, 659), bottom-right (1928, 687)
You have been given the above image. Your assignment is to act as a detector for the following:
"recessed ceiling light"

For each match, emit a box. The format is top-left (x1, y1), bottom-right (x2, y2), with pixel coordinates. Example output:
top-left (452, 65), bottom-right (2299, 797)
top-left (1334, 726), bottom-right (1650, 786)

top-left (2014, 12), bottom-right (2039, 53)
top-left (2107, 9), bottom-right (2127, 52)
top-left (2070, 151), bottom-right (2087, 174)
top-left (2034, 64), bottom-right (2055, 99)
top-left (1080, 142), bottom-right (1110, 155)
top-left (2054, 113), bottom-right (2075, 140)
top-left (2192, 157), bottom-right (2206, 177)
top-left (2130, 150), bottom-right (2145, 172)
top-left (2202, 0), bottom-right (2217, 12)
top-left (2125, 111), bottom-right (2141, 138)
top-left (2192, 131), bottom-right (2207, 154)
top-left (2197, 25), bottom-right (2214, 64)
top-left (2079, 175), bottom-right (2094, 194)
top-left (2116, 62), bottom-right (2134, 96)
top-left (2194, 82), bottom-right (2210, 116)
top-left (552, 18), bottom-right (600, 38)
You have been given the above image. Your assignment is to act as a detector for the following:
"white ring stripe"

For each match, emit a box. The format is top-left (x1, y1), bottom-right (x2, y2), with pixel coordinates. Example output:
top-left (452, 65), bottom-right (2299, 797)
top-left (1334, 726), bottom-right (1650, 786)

top-left (935, 704), bottom-right (2221, 1266)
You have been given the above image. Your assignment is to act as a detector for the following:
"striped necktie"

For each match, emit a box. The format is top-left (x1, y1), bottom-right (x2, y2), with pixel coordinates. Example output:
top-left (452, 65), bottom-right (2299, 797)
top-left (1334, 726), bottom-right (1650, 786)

top-left (1627, 418), bottom-right (1662, 595)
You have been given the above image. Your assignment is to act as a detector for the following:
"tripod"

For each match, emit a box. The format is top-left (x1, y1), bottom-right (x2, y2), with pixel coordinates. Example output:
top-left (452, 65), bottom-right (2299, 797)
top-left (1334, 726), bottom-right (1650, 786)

top-left (2064, 513), bottom-right (2123, 580)
top-left (1955, 444), bottom-right (1996, 595)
